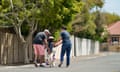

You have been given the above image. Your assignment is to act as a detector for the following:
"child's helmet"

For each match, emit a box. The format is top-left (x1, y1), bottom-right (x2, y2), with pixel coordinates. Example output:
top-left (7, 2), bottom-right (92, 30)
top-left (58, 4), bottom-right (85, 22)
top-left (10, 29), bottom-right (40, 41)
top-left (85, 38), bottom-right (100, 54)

top-left (49, 36), bottom-right (54, 39)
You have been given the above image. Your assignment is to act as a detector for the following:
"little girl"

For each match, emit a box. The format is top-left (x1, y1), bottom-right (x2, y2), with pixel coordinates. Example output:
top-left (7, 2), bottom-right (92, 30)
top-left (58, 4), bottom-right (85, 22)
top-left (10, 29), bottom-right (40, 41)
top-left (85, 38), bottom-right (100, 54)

top-left (46, 36), bottom-right (56, 67)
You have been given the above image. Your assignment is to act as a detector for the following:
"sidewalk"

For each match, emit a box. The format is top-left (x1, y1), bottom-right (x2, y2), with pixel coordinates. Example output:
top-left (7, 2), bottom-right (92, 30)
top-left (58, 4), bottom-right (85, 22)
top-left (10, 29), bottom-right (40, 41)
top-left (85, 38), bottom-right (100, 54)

top-left (0, 52), bottom-right (115, 70)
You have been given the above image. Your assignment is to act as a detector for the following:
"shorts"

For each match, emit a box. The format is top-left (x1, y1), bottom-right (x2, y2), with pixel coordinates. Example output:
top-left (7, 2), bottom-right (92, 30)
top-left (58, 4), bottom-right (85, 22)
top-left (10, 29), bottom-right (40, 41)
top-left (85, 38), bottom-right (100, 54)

top-left (33, 44), bottom-right (45, 55)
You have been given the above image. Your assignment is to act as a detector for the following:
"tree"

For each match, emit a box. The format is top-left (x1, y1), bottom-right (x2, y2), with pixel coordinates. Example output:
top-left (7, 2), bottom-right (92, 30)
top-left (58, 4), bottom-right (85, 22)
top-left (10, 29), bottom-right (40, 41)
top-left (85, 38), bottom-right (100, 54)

top-left (72, 0), bottom-right (105, 40)
top-left (93, 10), bottom-right (106, 41)
top-left (0, 0), bottom-right (84, 63)
top-left (92, 11), bottom-right (120, 42)
top-left (102, 12), bottom-right (120, 25)
top-left (0, 0), bottom-right (44, 63)
top-left (37, 0), bottom-right (84, 33)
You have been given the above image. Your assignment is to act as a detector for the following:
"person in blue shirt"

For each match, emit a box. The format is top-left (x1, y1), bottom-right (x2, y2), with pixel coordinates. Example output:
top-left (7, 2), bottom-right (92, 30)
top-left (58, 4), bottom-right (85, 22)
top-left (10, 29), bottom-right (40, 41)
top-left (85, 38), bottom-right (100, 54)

top-left (55, 26), bottom-right (72, 67)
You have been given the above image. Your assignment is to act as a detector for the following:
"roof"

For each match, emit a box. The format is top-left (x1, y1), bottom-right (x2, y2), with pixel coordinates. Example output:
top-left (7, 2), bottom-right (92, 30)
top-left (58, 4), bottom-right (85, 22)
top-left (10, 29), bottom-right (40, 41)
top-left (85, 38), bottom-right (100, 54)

top-left (107, 21), bottom-right (120, 35)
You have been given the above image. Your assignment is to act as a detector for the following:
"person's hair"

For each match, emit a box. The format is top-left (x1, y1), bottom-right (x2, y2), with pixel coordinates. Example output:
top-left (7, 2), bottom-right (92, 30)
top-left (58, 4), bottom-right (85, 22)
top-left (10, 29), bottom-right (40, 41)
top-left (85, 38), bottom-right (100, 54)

top-left (61, 26), bottom-right (67, 30)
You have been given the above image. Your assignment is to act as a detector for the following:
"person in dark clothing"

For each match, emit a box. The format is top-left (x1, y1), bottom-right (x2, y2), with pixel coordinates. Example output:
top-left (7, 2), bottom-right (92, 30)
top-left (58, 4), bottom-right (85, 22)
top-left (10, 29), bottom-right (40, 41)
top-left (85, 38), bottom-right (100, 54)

top-left (48, 36), bottom-right (54, 53)
top-left (46, 36), bottom-right (56, 67)
top-left (55, 26), bottom-right (72, 68)
top-left (33, 29), bottom-right (51, 67)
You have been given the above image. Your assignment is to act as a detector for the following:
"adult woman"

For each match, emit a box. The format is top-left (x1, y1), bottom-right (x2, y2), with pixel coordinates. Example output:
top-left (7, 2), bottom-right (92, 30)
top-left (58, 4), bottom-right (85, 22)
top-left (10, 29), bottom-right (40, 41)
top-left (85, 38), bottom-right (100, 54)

top-left (55, 26), bottom-right (72, 67)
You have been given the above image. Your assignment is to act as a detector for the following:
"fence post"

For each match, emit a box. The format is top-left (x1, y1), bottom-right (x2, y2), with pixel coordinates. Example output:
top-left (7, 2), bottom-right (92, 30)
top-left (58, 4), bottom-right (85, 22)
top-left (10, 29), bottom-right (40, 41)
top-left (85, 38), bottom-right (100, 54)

top-left (87, 39), bottom-right (91, 55)
top-left (90, 40), bottom-right (95, 54)
top-left (70, 35), bottom-right (75, 57)
top-left (0, 32), bottom-right (1, 64)
top-left (94, 41), bottom-right (100, 54)
top-left (81, 39), bottom-right (87, 55)
top-left (75, 37), bottom-right (80, 56)
top-left (74, 36), bottom-right (76, 56)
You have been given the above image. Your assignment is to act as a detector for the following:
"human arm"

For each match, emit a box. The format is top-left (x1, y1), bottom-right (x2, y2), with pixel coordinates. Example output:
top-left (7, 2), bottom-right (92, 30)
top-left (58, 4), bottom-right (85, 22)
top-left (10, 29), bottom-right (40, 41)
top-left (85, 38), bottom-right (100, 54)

top-left (44, 39), bottom-right (51, 54)
top-left (54, 37), bottom-right (62, 47)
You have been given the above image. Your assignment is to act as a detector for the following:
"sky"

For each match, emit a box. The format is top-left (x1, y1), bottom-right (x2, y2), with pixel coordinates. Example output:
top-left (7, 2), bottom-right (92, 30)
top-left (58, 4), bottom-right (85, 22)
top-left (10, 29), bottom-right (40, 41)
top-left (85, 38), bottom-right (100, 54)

top-left (102, 0), bottom-right (120, 16)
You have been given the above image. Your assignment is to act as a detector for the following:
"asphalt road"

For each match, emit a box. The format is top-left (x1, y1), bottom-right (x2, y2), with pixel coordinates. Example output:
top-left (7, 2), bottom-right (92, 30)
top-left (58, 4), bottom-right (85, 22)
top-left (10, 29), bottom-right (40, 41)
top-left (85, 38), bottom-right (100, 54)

top-left (0, 52), bottom-right (120, 72)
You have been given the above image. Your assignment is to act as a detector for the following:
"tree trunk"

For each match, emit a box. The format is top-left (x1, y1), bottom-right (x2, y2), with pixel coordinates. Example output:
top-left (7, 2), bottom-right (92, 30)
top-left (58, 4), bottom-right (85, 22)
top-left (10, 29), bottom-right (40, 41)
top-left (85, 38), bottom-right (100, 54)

top-left (23, 33), bottom-right (33, 64)
top-left (22, 42), bottom-right (29, 64)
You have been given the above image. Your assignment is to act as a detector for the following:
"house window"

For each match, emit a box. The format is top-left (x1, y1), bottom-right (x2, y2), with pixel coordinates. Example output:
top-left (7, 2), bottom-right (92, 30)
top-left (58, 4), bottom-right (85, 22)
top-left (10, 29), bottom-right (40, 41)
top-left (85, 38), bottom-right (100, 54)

top-left (111, 37), bottom-right (119, 44)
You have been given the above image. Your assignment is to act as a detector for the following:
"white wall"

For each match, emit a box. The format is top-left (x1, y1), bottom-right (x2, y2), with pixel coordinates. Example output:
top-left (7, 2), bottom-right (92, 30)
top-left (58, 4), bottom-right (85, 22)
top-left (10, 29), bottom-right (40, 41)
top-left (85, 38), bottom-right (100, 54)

top-left (54, 36), bottom-right (100, 59)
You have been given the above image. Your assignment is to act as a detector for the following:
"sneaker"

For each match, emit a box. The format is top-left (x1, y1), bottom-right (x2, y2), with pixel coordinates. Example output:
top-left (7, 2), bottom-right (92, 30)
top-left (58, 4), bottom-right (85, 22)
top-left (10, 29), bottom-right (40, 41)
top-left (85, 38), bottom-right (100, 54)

top-left (39, 64), bottom-right (45, 67)
top-left (46, 62), bottom-right (49, 65)
top-left (34, 63), bottom-right (38, 67)
top-left (58, 63), bottom-right (62, 67)
top-left (66, 65), bottom-right (69, 68)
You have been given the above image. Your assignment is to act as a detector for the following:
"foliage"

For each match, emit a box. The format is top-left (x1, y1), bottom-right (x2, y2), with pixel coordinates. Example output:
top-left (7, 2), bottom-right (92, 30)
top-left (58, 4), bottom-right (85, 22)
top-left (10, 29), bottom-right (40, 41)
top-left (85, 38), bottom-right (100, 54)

top-left (37, 0), bottom-right (84, 35)
top-left (1, 0), bottom-right (119, 42)
top-left (72, 0), bottom-right (105, 41)
top-left (102, 12), bottom-right (120, 25)
top-left (0, 0), bottom-right (84, 37)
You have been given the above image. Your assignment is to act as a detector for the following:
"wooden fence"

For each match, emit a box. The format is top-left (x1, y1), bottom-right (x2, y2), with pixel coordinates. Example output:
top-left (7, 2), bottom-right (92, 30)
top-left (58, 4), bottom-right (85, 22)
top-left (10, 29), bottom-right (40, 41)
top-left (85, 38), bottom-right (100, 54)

top-left (0, 31), bottom-right (33, 64)
top-left (100, 43), bottom-right (120, 52)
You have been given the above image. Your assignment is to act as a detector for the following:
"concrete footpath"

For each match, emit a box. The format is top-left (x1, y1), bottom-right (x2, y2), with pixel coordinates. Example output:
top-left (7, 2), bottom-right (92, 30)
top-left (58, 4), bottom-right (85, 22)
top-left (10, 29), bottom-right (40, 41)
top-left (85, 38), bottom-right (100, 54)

top-left (0, 52), bottom-right (115, 70)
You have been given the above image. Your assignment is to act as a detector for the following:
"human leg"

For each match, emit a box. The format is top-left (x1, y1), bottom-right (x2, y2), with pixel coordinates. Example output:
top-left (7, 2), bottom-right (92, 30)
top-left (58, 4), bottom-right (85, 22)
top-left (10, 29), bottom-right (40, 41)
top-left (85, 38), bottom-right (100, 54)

top-left (66, 46), bottom-right (71, 67)
top-left (38, 45), bottom-right (46, 67)
top-left (33, 44), bottom-right (39, 67)
top-left (58, 46), bottom-right (66, 67)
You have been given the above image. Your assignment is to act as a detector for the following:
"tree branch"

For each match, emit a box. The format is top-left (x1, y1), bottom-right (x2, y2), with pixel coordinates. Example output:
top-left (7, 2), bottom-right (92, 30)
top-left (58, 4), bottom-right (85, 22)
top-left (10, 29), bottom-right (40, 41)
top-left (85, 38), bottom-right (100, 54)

top-left (18, 26), bottom-right (26, 43)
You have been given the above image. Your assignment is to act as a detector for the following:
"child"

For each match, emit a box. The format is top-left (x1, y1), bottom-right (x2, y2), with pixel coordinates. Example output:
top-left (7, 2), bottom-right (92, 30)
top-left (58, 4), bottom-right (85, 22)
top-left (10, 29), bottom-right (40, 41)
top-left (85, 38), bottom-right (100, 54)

top-left (46, 36), bottom-right (56, 67)
top-left (48, 36), bottom-right (54, 54)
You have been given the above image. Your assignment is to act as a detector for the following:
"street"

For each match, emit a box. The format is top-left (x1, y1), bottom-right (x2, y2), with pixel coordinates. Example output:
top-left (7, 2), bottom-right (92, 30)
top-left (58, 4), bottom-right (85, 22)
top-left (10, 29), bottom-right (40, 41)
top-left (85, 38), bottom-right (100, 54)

top-left (0, 52), bottom-right (120, 72)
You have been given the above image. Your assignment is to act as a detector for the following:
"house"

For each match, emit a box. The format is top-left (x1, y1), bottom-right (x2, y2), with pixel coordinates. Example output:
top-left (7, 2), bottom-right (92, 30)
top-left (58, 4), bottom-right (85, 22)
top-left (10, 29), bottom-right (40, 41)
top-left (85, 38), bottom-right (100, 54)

top-left (107, 21), bottom-right (120, 52)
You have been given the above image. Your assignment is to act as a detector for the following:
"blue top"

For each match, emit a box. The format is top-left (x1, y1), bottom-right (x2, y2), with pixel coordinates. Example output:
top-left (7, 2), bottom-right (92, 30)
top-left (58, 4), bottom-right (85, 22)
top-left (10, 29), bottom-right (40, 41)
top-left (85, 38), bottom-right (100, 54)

top-left (33, 32), bottom-right (47, 45)
top-left (61, 31), bottom-right (71, 44)
top-left (48, 38), bottom-right (54, 52)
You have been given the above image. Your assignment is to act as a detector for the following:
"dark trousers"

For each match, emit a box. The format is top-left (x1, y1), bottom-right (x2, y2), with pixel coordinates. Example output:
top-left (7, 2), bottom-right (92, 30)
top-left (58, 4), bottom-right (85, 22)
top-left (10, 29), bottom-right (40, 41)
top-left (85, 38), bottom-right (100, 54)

top-left (60, 43), bottom-right (71, 66)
